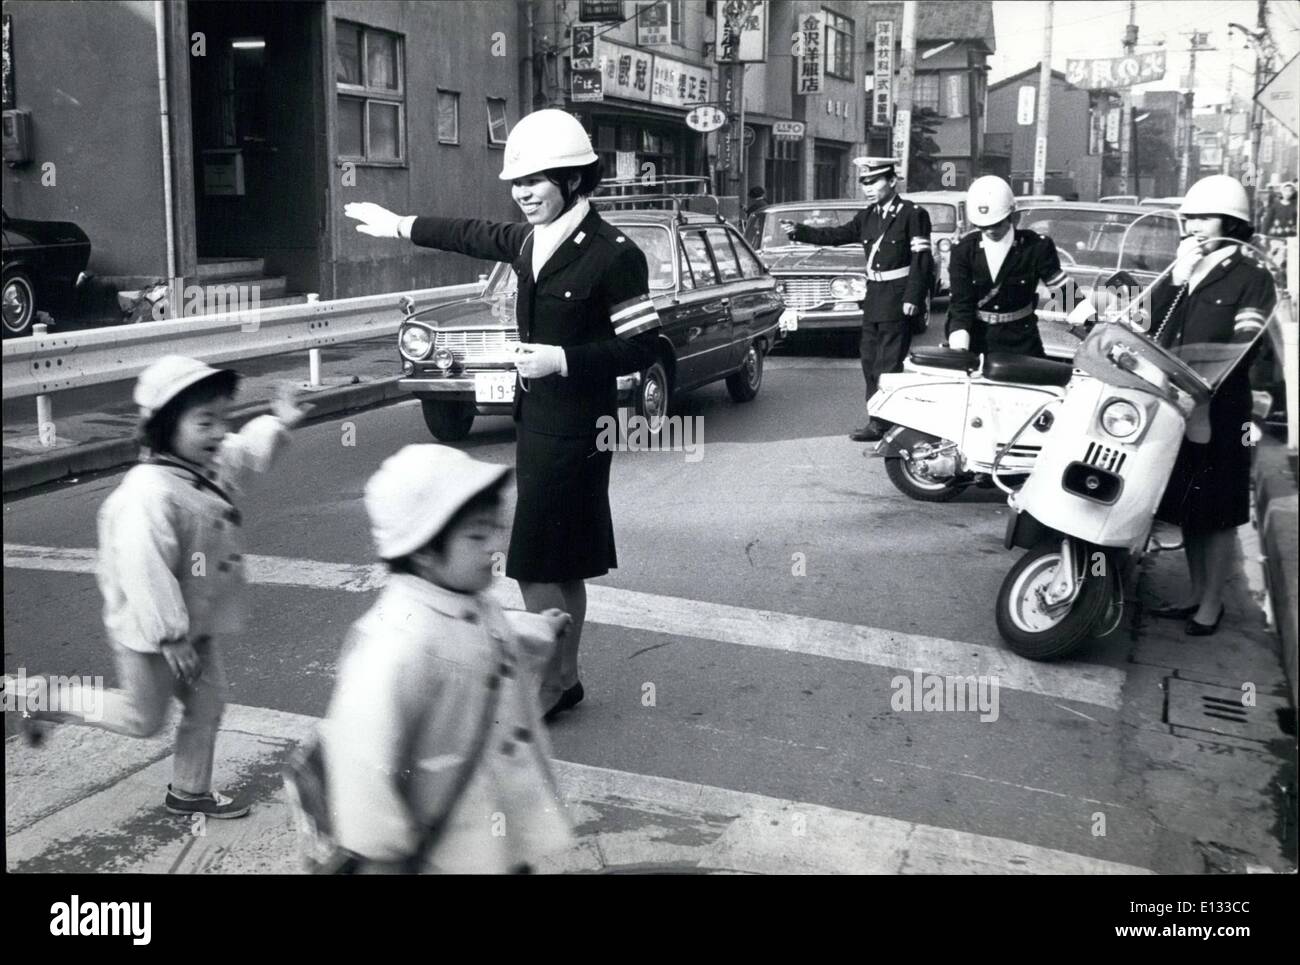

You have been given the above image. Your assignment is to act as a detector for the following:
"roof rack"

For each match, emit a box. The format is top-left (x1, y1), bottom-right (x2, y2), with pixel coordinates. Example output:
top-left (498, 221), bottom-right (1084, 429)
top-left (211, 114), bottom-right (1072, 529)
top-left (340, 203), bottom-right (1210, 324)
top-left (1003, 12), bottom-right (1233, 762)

top-left (592, 176), bottom-right (726, 224)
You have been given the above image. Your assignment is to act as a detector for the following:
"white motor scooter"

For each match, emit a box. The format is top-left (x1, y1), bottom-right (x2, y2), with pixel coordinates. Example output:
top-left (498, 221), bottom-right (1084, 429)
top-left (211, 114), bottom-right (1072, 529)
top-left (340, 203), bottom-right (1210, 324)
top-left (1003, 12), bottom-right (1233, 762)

top-left (869, 346), bottom-right (1078, 502)
top-left (993, 243), bottom-right (1287, 660)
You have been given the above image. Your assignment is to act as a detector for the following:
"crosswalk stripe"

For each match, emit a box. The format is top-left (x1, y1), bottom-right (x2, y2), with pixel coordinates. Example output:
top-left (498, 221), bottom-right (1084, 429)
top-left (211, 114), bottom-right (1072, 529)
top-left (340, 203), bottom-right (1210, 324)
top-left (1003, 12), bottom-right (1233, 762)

top-left (6, 700), bottom-right (1152, 874)
top-left (3, 543), bottom-right (1125, 710)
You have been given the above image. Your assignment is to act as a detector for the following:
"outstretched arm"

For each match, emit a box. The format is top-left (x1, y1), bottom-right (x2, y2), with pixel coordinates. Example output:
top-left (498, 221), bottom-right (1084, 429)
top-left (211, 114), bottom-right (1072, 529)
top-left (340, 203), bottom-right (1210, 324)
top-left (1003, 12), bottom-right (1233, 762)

top-left (345, 201), bottom-right (530, 264)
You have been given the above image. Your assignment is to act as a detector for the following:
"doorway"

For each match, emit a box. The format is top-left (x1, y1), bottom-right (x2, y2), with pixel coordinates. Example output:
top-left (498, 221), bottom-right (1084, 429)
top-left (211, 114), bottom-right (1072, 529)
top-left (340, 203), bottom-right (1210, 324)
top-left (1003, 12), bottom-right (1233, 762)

top-left (186, 0), bottom-right (325, 296)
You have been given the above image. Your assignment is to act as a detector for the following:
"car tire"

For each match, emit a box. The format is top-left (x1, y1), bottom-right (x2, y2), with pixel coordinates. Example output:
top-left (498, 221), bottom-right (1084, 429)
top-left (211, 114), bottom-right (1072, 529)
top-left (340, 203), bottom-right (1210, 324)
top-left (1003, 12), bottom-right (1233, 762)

top-left (725, 342), bottom-right (764, 402)
top-left (420, 399), bottom-right (476, 441)
top-left (2, 269), bottom-right (36, 338)
top-left (636, 361), bottom-right (670, 433)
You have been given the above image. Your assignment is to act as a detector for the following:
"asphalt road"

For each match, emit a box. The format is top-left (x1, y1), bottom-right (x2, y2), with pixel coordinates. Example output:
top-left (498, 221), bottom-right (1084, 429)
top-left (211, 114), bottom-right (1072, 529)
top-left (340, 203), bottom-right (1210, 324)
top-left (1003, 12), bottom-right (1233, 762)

top-left (4, 312), bottom-right (1293, 874)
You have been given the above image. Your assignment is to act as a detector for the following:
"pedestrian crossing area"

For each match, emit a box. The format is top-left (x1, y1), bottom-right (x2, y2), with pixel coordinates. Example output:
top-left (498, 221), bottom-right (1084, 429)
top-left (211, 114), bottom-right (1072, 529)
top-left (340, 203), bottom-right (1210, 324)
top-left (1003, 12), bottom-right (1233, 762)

top-left (4, 542), bottom-right (1149, 874)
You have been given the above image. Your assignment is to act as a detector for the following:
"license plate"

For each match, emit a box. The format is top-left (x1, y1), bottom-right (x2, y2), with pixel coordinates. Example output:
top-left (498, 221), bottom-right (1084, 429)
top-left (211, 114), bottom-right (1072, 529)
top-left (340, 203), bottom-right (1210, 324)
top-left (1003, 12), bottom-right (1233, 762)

top-left (779, 307), bottom-right (799, 332)
top-left (474, 371), bottom-right (516, 403)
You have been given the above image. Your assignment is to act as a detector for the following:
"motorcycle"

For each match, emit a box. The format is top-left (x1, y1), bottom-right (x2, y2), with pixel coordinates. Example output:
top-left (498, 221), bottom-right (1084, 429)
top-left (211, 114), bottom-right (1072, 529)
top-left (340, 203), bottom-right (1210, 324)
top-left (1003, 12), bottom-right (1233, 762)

top-left (868, 346), bottom-right (1077, 501)
top-left (993, 241), bottom-right (1288, 660)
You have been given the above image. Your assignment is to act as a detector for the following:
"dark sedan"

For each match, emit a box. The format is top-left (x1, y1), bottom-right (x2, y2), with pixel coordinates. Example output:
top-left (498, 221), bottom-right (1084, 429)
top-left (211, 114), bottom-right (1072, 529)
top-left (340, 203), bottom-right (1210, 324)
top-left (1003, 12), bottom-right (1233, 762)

top-left (395, 209), bottom-right (785, 441)
top-left (2, 207), bottom-right (92, 337)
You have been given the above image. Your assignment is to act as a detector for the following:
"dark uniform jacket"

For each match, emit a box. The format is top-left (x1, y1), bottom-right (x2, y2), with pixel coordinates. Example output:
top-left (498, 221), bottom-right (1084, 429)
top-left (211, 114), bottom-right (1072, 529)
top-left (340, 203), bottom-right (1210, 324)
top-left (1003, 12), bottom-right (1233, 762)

top-left (1263, 198), bottom-right (1296, 236)
top-left (1149, 247), bottom-right (1275, 352)
top-left (411, 208), bottom-right (660, 436)
top-left (790, 196), bottom-right (934, 322)
top-left (947, 228), bottom-right (1085, 357)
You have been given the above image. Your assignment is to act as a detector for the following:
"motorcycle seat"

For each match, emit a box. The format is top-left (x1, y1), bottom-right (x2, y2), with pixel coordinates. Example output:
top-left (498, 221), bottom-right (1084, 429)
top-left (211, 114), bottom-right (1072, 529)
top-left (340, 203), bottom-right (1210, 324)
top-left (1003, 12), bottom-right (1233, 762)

top-left (983, 353), bottom-right (1074, 387)
top-left (909, 347), bottom-right (979, 371)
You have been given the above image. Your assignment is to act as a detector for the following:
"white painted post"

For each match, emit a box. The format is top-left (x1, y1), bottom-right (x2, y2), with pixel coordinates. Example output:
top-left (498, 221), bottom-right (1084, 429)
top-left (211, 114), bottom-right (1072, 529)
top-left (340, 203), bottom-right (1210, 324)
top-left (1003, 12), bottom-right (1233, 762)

top-left (30, 323), bottom-right (56, 447)
top-left (308, 348), bottom-right (322, 387)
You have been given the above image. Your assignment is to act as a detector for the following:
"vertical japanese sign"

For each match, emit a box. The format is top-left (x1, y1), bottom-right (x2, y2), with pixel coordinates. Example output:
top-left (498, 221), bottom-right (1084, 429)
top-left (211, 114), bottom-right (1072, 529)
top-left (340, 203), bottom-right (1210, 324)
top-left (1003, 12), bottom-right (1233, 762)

top-left (2, 15), bottom-right (14, 111)
top-left (872, 21), bottom-right (893, 127)
top-left (716, 1), bottom-right (768, 62)
top-left (797, 11), bottom-right (824, 95)
top-left (572, 25), bottom-right (595, 71)
top-left (1016, 85), bottom-right (1035, 126)
top-left (637, 1), bottom-right (671, 47)
top-left (718, 64), bottom-right (737, 172)
top-left (946, 74), bottom-right (964, 118)
top-left (1033, 136), bottom-right (1048, 190)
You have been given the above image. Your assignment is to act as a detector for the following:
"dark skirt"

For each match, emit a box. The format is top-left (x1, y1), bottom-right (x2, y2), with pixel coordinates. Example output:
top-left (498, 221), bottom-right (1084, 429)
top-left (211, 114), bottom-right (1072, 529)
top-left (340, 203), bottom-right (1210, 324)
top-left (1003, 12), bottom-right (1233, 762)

top-left (506, 426), bottom-right (617, 583)
top-left (1155, 371), bottom-right (1253, 533)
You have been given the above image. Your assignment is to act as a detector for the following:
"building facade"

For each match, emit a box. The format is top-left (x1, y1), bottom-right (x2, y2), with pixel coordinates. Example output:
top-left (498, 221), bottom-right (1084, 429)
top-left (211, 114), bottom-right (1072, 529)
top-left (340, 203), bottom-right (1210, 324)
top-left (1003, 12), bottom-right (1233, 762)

top-left (2, 0), bottom-right (522, 301)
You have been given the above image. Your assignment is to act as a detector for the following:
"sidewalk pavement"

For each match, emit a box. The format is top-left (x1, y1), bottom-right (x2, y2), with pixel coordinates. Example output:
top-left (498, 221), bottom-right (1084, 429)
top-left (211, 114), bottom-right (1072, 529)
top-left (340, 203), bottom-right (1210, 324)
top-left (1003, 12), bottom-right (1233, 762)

top-left (2, 338), bottom-right (407, 494)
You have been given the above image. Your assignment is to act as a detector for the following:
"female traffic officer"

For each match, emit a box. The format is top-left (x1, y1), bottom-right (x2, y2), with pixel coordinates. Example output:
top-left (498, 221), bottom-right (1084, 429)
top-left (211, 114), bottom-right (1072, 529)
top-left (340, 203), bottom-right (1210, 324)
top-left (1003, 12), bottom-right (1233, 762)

top-left (345, 109), bottom-right (661, 720)
top-left (1148, 175), bottom-right (1276, 636)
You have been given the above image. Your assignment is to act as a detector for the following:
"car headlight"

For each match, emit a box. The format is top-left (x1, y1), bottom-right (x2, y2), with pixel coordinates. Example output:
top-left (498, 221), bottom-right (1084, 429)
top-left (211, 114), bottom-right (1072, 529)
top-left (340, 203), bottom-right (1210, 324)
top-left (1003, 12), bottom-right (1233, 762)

top-left (1100, 399), bottom-right (1141, 438)
top-left (830, 274), bottom-right (867, 300)
top-left (400, 324), bottom-right (433, 360)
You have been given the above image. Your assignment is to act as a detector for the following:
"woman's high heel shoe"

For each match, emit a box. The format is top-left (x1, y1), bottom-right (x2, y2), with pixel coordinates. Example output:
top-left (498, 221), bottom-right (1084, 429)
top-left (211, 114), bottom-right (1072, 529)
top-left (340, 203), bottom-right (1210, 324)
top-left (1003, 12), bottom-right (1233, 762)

top-left (544, 681), bottom-right (584, 722)
top-left (1185, 607), bottom-right (1224, 636)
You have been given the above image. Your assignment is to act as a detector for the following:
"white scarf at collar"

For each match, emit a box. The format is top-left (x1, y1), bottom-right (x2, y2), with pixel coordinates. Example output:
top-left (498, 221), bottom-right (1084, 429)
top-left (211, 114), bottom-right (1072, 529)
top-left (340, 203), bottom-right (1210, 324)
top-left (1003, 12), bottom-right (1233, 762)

top-left (980, 228), bottom-right (1015, 281)
top-left (1186, 243), bottom-right (1235, 293)
top-left (531, 198), bottom-right (591, 278)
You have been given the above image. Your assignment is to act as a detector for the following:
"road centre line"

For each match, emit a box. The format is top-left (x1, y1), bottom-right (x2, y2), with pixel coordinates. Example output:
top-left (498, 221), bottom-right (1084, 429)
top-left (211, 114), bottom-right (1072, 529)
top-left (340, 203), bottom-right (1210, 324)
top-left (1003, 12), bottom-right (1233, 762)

top-left (4, 543), bottom-right (1125, 711)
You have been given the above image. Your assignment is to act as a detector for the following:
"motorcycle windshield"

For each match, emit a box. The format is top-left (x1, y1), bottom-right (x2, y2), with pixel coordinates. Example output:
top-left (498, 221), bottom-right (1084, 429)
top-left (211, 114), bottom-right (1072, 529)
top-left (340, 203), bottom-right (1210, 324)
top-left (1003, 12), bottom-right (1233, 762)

top-left (1089, 232), bottom-right (1289, 397)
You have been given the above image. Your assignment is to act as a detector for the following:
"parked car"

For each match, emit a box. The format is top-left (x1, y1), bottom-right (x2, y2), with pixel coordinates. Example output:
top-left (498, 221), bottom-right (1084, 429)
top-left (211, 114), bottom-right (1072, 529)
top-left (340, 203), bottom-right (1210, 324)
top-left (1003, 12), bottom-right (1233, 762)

top-left (1099, 194), bottom-right (1140, 205)
top-left (1015, 200), bottom-right (1181, 358)
top-left (396, 208), bottom-right (785, 441)
top-left (755, 195), bottom-right (960, 333)
top-left (1, 207), bottom-right (91, 337)
top-left (1140, 196), bottom-right (1183, 210)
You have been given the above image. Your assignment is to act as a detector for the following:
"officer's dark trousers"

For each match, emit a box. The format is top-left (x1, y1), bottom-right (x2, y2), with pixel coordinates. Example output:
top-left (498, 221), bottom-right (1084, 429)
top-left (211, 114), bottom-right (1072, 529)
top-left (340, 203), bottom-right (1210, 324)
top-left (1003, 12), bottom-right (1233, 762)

top-left (860, 318), bottom-right (911, 410)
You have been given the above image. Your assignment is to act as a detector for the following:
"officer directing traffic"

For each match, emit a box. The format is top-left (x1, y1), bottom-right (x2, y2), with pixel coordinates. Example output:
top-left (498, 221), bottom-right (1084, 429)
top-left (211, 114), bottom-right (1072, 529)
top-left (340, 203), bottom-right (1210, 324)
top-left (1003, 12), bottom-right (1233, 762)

top-left (947, 176), bottom-right (1089, 358)
top-left (780, 157), bottom-right (934, 442)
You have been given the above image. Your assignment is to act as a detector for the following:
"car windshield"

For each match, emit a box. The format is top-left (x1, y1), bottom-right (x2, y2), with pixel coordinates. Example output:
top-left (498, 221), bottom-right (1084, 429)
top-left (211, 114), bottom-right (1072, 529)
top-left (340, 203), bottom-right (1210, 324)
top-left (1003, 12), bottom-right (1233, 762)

top-left (916, 203), bottom-right (957, 232)
top-left (483, 223), bottom-right (676, 296)
top-left (760, 207), bottom-right (858, 249)
top-left (1019, 206), bottom-right (1179, 272)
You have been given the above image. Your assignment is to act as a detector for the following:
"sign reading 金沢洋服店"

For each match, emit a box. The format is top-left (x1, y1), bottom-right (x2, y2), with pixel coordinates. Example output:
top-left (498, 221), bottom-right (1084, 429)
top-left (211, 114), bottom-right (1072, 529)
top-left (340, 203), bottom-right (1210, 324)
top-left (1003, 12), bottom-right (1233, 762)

top-left (572, 25), bottom-right (595, 71)
top-left (637, 1), bottom-right (670, 47)
top-left (872, 20), bottom-right (893, 127)
top-left (797, 11), bottom-right (823, 95)
top-left (1065, 51), bottom-right (1165, 89)
top-left (716, 0), bottom-right (768, 63)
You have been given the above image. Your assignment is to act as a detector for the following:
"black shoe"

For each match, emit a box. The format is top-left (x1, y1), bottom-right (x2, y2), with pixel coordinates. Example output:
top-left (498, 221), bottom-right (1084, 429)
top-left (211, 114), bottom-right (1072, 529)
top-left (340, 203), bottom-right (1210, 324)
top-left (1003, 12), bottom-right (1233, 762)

top-left (164, 785), bottom-right (251, 819)
top-left (19, 713), bottom-right (49, 748)
top-left (543, 682), bottom-right (584, 722)
top-left (1148, 603), bottom-right (1198, 619)
top-left (1185, 607), bottom-right (1225, 637)
top-left (850, 424), bottom-right (885, 442)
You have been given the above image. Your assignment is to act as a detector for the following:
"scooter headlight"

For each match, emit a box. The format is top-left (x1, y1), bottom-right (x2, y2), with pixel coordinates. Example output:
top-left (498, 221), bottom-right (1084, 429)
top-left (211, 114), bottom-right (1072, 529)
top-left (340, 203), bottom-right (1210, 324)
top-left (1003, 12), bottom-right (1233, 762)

top-left (1100, 399), bottom-right (1141, 439)
top-left (400, 324), bottom-right (434, 360)
top-left (830, 274), bottom-right (867, 300)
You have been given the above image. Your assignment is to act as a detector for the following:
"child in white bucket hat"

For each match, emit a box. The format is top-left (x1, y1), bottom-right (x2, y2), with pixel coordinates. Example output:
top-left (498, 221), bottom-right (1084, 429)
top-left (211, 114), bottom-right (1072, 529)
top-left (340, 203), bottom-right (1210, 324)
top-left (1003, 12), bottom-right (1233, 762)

top-left (321, 445), bottom-right (575, 873)
top-left (12, 355), bottom-right (308, 820)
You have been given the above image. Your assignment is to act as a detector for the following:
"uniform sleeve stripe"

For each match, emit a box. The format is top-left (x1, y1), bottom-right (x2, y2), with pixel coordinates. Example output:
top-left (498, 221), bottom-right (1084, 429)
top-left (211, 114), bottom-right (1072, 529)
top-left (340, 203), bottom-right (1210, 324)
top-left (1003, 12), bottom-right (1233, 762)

top-left (611, 298), bottom-right (655, 321)
top-left (1235, 308), bottom-right (1266, 322)
top-left (1234, 320), bottom-right (1264, 332)
top-left (616, 314), bottom-right (661, 338)
top-left (1044, 271), bottom-right (1068, 287)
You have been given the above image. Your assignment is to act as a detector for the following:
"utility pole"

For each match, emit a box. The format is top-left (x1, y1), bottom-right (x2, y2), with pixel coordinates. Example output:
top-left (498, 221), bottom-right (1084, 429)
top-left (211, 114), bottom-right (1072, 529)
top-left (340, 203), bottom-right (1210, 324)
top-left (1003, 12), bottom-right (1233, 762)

top-left (1034, 1), bottom-right (1053, 194)
top-left (1179, 32), bottom-right (1214, 194)
top-left (1248, 0), bottom-right (1269, 207)
top-left (1119, 1), bottom-right (1137, 196)
top-left (894, 1), bottom-right (917, 184)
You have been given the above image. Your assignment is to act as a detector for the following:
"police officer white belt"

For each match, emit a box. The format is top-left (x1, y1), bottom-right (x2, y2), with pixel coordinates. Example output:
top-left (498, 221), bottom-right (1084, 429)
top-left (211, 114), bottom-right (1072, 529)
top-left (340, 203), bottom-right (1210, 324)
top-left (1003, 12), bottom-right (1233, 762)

top-left (866, 266), bottom-right (910, 282)
top-left (977, 304), bottom-right (1034, 324)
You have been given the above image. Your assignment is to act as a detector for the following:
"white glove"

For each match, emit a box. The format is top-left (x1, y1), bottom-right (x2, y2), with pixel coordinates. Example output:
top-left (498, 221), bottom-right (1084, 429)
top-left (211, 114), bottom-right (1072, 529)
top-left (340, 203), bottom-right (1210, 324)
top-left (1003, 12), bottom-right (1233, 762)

top-left (948, 330), bottom-right (971, 351)
top-left (271, 382), bottom-right (313, 429)
top-left (513, 344), bottom-right (567, 378)
top-left (343, 202), bottom-right (413, 239)
top-left (1171, 235), bottom-right (1203, 286)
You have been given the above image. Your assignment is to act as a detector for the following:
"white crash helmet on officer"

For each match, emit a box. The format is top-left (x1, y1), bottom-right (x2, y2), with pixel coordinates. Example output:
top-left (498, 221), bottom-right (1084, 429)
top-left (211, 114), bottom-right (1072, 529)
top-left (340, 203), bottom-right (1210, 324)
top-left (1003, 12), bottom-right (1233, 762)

top-left (967, 176), bottom-right (1016, 228)
top-left (499, 109), bottom-right (598, 181)
top-left (1180, 174), bottom-right (1252, 225)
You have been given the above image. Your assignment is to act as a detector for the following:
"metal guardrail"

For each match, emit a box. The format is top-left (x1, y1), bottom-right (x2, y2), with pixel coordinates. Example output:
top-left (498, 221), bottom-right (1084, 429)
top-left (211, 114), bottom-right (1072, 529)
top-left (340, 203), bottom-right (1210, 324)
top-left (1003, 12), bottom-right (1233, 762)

top-left (2, 281), bottom-right (484, 401)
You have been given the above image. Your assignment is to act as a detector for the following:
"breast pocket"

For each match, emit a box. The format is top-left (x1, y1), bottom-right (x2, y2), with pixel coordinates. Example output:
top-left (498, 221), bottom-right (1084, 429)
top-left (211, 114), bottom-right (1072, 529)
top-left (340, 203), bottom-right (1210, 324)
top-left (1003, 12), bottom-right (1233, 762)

top-left (536, 280), bottom-right (600, 344)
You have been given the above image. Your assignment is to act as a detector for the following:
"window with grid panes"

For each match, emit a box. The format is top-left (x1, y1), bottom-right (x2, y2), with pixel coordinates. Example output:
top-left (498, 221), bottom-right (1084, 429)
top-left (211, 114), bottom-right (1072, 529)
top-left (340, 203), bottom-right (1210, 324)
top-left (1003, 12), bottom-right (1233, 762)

top-left (335, 21), bottom-right (405, 163)
top-left (671, 0), bottom-right (684, 44)
top-left (914, 73), bottom-right (940, 113)
top-left (824, 10), bottom-right (853, 80)
top-left (486, 98), bottom-right (510, 146)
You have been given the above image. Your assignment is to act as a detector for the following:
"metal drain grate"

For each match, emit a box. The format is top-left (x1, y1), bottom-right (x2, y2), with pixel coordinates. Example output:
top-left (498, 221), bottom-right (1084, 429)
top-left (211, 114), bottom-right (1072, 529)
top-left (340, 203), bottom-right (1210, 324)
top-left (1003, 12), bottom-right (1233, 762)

top-left (1164, 677), bottom-right (1289, 744)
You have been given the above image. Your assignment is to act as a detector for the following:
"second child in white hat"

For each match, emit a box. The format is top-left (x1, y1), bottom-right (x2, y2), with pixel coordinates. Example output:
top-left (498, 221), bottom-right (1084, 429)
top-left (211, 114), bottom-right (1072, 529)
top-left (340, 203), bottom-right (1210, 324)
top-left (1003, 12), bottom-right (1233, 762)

top-left (321, 445), bottom-right (575, 873)
top-left (12, 355), bottom-right (309, 820)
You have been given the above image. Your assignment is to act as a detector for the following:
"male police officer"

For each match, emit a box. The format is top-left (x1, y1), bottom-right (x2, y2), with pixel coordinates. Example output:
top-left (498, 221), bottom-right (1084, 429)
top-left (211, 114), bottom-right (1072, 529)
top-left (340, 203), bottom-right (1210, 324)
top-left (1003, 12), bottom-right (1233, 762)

top-left (947, 176), bottom-right (1090, 357)
top-left (780, 158), bottom-right (934, 442)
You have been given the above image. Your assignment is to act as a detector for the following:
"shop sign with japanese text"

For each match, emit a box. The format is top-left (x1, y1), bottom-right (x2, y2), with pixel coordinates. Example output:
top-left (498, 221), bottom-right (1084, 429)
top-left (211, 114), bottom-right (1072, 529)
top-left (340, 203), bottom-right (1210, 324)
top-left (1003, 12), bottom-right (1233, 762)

top-left (796, 11), bottom-right (823, 95)
top-left (572, 25), bottom-right (595, 71)
top-left (579, 0), bottom-right (624, 22)
top-left (572, 69), bottom-right (604, 102)
top-left (716, 0), bottom-right (768, 63)
top-left (652, 56), bottom-right (711, 107)
top-left (1065, 51), bottom-right (1165, 90)
top-left (637, 1), bottom-right (671, 47)
top-left (872, 20), bottom-right (893, 126)
top-left (597, 39), bottom-right (653, 103)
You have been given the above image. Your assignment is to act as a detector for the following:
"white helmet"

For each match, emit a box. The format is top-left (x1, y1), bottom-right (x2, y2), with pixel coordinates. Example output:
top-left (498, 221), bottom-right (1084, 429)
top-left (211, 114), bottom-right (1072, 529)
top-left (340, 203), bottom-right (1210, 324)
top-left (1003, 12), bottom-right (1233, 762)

top-left (498, 109), bottom-right (598, 181)
top-left (967, 176), bottom-right (1016, 227)
top-left (1180, 175), bottom-right (1252, 224)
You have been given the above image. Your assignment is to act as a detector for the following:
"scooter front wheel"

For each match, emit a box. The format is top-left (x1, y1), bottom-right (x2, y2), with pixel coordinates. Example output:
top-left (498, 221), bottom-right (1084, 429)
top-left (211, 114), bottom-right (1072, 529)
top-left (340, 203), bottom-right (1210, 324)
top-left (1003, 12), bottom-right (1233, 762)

top-left (995, 542), bottom-right (1110, 660)
top-left (884, 456), bottom-right (964, 502)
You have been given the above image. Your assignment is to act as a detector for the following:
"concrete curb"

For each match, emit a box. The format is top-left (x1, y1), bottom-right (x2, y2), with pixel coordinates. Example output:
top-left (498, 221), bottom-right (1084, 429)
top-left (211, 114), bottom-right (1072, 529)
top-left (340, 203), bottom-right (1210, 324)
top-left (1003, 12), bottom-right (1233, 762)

top-left (2, 377), bottom-right (408, 496)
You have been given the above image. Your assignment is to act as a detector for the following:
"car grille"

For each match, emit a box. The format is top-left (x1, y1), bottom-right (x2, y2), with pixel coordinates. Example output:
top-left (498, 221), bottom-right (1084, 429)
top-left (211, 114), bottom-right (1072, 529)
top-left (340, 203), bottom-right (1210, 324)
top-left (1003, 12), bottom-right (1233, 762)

top-left (779, 277), bottom-right (834, 311)
top-left (435, 329), bottom-right (520, 363)
top-left (1084, 441), bottom-right (1127, 473)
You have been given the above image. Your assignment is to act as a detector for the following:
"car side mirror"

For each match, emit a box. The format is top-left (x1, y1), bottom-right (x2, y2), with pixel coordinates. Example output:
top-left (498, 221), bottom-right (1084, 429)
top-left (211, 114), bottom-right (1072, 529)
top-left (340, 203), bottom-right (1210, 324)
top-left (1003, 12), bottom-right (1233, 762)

top-left (399, 295), bottom-right (415, 317)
